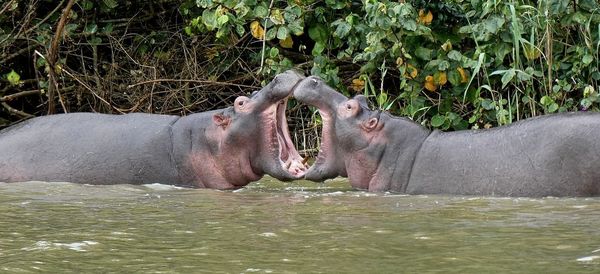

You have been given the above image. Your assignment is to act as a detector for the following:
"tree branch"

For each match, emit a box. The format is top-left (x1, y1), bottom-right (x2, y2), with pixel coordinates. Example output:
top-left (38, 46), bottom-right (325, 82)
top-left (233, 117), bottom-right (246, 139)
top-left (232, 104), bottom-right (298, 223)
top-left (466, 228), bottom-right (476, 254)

top-left (46, 0), bottom-right (77, 115)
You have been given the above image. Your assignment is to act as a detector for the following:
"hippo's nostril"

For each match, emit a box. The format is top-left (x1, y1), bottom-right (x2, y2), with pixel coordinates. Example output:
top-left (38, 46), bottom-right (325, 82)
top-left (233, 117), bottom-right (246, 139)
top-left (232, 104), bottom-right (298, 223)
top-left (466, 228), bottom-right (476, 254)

top-left (311, 78), bottom-right (318, 84)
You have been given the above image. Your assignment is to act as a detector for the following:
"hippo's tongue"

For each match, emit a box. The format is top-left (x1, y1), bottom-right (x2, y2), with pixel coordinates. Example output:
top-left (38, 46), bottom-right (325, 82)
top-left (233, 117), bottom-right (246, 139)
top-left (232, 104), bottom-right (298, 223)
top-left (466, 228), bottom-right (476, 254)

top-left (276, 99), bottom-right (308, 177)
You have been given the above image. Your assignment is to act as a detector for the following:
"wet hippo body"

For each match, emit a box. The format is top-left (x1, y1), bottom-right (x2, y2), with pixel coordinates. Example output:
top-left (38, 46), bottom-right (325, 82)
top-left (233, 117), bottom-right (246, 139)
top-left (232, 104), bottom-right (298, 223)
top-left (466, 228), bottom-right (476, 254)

top-left (408, 113), bottom-right (600, 196)
top-left (294, 76), bottom-right (600, 197)
top-left (0, 70), bottom-right (308, 189)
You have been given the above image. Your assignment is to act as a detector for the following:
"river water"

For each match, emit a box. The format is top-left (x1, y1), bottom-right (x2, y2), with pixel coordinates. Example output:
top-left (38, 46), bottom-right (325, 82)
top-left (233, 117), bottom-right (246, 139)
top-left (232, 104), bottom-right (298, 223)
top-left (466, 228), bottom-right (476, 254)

top-left (0, 178), bottom-right (599, 273)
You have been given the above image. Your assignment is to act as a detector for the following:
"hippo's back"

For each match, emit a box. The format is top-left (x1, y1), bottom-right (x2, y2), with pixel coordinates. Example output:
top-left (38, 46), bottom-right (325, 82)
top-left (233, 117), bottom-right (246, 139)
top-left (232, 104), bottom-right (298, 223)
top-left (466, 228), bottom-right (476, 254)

top-left (408, 112), bottom-right (600, 197)
top-left (0, 113), bottom-right (180, 185)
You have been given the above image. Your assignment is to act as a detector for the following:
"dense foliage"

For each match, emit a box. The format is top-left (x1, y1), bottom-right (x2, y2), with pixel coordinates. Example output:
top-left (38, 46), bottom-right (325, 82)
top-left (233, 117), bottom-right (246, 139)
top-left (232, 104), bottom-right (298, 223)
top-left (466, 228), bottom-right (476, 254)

top-left (181, 0), bottom-right (600, 130)
top-left (1, 0), bottom-right (599, 133)
top-left (1, 0), bottom-right (264, 127)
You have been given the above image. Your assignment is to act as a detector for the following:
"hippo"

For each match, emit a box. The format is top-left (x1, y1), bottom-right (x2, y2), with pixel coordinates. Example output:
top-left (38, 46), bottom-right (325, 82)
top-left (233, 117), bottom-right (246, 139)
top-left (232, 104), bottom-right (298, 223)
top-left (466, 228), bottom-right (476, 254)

top-left (0, 70), bottom-right (308, 189)
top-left (293, 76), bottom-right (600, 197)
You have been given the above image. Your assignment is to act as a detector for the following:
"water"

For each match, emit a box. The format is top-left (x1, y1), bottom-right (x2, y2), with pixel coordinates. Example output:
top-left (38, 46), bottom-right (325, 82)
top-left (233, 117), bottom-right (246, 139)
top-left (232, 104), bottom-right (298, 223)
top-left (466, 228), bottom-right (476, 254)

top-left (1, 178), bottom-right (599, 273)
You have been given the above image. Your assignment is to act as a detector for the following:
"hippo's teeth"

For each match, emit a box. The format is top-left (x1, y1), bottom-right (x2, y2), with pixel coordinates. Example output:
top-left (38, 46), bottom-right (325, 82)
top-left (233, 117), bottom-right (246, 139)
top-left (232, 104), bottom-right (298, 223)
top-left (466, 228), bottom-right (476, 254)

top-left (301, 157), bottom-right (309, 164)
top-left (285, 160), bottom-right (292, 169)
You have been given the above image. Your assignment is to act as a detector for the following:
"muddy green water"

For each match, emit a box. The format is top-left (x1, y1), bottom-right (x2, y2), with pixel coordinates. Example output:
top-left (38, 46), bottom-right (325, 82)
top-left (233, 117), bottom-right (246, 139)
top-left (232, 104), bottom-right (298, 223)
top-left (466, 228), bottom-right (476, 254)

top-left (0, 178), bottom-right (599, 273)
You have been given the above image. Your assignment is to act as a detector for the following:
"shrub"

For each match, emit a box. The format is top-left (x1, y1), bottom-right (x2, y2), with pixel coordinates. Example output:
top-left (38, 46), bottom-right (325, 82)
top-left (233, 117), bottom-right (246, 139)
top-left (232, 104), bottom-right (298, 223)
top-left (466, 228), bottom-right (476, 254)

top-left (181, 0), bottom-right (600, 129)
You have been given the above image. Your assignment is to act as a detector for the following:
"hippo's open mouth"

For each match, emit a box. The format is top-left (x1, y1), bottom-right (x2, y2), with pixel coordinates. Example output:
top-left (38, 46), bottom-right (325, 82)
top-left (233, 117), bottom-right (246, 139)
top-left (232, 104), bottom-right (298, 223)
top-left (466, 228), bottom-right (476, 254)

top-left (275, 99), bottom-right (308, 178)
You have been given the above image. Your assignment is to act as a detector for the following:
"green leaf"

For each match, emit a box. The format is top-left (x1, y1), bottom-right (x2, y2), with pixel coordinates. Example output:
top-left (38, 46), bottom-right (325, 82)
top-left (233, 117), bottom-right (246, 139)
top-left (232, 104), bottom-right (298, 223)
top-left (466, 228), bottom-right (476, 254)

top-left (265, 27), bottom-right (277, 40)
top-left (6, 70), bottom-right (20, 86)
top-left (217, 14), bottom-right (229, 26)
top-left (549, 0), bottom-right (569, 15)
top-left (270, 9), bottom-right (285, 25)
top-left (84, 24), bottom-right (97, 34)
top-left (254, 5), bottom-right (268, 17)
top-left (269, 47), bottom-right (279, 58)
top-left (500, 69), bottom-right (516, 88)
top-left (496, 109), bottom-right (509, 125)
top-left (88, 37), bottom-right (102, 46)
top-left (82, 0), bottom-right (94, 10)
top-left (325, 0), bottom-right (347, 9)
top-left (196, 0), bottom-right (213, 8)
top-left (392, 3), bottom-right (413, 17)
top-left (36, 57), bottom-right (46, 68)
top-left (377, 92), bottom-right (388, 108)
top-left (65, 24), bottom-right (78, 34)
top-left (548, 103), bottom-right (559, 113)
top-left (437, 60), bottom-right (450, 71)
top-left (235, 24), bottom-right (245, 36)
top-left (582, 54), bottom-right (594, 65)
top-left (102, 23), bottom-right (114, 33)
top-left (481, 98), bottom-right (496, 110)
top-left (581, 98), bottom-right (593, 109)
top-left (447, 50), bottom-right (462, 61)
top-left (276, 26), bottom-right (289, 40)
top-left (202, 9), bottom-right (217, 30)
top-left (540, 95), bottom-right (554, 106)
top-left (288, 19), bottom-right (304, 35)
top-left (431, 114), bottom-right (445, 127)
top-left (448, 69), bottom-right (461, 86)
top-left (184, 26), bottom-right (193, 36)
top-left (580, 0), bottom-right (600, 11)
top-left (333, 20), bottom-right (351, 38)
top-left (462, 53), bottom-right (485, 102)
top-left (312, 42), bottom-right (325, 56)
top-left (102, 0), bottom-right (118, 9)
top-left (415, 47), bottom-right (432, 61)
top-left (516, 70), bottom-right (532, 82)
top-left (308, 24), bottom-right (328, 43)
top-left (400, 19), bottom-right (417, 31)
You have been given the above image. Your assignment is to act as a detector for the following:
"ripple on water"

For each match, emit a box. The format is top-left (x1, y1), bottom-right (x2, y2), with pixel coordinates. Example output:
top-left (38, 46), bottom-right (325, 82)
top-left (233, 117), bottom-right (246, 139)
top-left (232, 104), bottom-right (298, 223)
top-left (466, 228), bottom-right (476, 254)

top-left (577, 256), bottom-right (600, 263)
top-left (21, 240), bottom-right (98, 252)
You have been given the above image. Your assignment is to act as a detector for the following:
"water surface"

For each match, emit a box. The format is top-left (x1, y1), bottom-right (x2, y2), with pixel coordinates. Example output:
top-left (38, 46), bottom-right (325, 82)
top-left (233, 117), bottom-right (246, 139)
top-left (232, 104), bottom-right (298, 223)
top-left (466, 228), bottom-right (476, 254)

top-left (1, 178), bottom-right (599, 273)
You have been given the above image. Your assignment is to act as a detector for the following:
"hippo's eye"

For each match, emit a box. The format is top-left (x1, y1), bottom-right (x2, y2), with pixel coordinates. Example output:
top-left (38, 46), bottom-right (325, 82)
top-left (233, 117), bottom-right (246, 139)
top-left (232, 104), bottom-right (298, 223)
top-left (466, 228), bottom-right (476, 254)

top-left (234, 96), bottom-right (251, 112)
top-left (338, 99), bottom-right (361, 118)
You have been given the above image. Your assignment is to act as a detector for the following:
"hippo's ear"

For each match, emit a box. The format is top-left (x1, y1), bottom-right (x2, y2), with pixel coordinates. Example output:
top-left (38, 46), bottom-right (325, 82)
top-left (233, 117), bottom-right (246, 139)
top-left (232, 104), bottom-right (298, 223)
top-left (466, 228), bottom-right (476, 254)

top-left (361, 114), bottom-right (383, 132)
top-left (212, 112), bottom-right (230, 129)
top-left (354, 95), bottom-right (369, 109)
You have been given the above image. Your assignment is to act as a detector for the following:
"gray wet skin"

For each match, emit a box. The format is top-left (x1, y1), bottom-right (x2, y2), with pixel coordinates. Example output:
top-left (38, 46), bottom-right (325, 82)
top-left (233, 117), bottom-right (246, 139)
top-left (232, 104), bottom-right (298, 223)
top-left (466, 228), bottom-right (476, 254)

top-left (294, 76), bottom-right (600, 197)
top-left (0, 70), bottom-right (307, 189)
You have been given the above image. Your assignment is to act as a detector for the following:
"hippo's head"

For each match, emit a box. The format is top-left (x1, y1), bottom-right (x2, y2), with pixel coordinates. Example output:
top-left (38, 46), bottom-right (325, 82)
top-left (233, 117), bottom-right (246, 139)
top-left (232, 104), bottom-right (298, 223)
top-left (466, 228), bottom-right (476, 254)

top-left (207, 70), bottom-right (307, 187)
top-left (293, 76), bottom-right (387, 189)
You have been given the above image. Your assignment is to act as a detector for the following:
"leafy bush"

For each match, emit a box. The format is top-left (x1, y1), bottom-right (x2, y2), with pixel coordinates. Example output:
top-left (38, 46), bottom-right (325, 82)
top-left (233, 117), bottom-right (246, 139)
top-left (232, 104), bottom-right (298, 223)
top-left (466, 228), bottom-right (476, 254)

top-left (0, 0), bottom-right (263, 125)
top-left (181, 0), bottom-right (600, 129)
top-left (1, 0), bottom-right (599, 131)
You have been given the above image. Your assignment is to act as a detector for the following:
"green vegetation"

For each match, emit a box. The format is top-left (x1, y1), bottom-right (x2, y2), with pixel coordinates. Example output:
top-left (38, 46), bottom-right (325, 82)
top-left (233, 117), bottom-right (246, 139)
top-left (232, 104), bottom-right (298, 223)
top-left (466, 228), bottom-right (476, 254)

top-left (1, 0), bottom-right (599, 132)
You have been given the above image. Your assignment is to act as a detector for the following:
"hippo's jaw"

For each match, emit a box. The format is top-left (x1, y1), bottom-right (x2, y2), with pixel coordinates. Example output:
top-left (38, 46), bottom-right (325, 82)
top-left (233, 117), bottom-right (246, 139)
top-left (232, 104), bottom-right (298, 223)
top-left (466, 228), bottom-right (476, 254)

top-left (260, 97), bottom-right (307, 180)
top-left (292, 76), bottom-right (348, 181)
top-left (276, 99), bottom-right (308, 178)
top-left (251, 70), bottom-right (308, 181)
top-left (302, 109), bottom-right (342, 181)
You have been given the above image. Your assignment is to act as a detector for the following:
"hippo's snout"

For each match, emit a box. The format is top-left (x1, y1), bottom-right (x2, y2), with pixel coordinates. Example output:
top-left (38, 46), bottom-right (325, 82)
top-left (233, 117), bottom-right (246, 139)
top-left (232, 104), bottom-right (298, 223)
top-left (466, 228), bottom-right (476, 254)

top-left (292, 76), bottom-right (322, 103)
top-left (293, 76), bottom-right (347, 111)
top-left (268, 70), bottom-right (306, 100)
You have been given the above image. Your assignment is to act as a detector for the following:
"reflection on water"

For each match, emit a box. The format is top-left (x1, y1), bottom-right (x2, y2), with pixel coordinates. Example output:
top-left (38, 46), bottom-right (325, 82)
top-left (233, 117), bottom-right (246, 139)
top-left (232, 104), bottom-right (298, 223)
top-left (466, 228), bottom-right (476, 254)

top-left (0, 178), bottom-right (599, 273)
